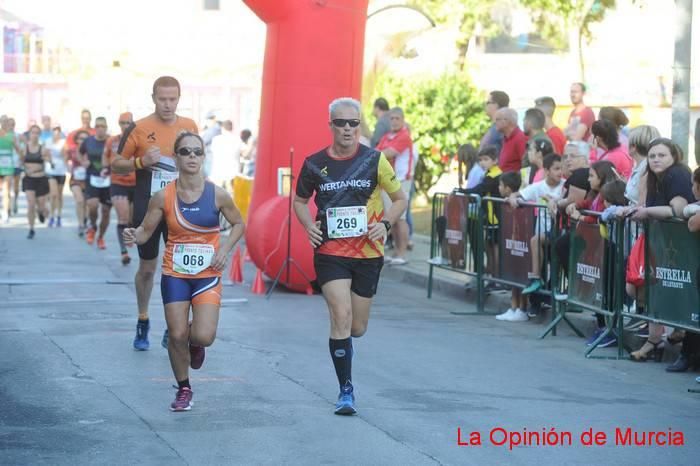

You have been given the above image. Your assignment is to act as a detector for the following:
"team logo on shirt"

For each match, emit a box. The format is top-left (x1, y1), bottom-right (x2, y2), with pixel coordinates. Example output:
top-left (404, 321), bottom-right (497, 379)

top-left (147, 132), bottom-right (156, 142)
top-left (321, 166), bottom-right (328, 176)
top-left (319, 179), bottom-right (372, 192)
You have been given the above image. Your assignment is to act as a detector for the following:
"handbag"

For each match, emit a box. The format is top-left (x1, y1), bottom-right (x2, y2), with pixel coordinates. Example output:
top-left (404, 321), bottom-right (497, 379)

top-left (625, 234), bottom-right (645, 287)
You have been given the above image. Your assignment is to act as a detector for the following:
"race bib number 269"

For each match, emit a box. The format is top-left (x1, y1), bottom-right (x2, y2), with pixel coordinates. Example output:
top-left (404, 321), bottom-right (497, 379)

top-left (326, 206), bottom-right (367, 239)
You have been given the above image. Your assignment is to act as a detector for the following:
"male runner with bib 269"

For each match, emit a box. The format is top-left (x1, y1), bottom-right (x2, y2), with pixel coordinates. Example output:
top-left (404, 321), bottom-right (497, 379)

top-left (112, 76), bottom-right (198, 351)
top-left (123, 132), bottom-right (245, 411)
top-left (294, 98), bottom-right (407, 415)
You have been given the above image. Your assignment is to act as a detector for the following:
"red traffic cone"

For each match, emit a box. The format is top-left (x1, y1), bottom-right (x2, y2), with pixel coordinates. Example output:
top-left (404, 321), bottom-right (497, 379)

top-left (229, 246), bottom-right (243, 284)
top-left (251, 268), bottom-right (266, 295)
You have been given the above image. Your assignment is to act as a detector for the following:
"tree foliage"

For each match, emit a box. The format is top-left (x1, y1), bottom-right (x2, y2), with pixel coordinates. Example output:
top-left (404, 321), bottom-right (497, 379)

top-left (407, 0), bottom-right (500, 68)
top-left (520, 0), bottom-right (618, 46)
top-left (409, 0), bottom-right (622, 79)
top-left (370, 73), bottom-right (490, 197)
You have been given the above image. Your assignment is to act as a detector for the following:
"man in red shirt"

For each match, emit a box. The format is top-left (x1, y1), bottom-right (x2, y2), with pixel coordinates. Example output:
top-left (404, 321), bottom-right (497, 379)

top-left (565, 82), bottom-right (595, 142)
top-left (376, 108), bottom-right (414, 264)
top-left (495, 108), bottom-right (527, 173)
top-left (535, 96), bottom-right (566, 154)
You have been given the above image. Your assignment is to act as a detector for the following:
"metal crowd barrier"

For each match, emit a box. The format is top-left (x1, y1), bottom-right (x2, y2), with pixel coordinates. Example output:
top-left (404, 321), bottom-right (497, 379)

top-left (427, 192), bottom-right (485, 313)
top-left (482, 196), bottom-right (561, 316)
top-left (427, 191), bottom-right (700, 358)
top-left (621, 218), bottom-right (700, 333)
top-left (543, 212), bottom-right (626, 357)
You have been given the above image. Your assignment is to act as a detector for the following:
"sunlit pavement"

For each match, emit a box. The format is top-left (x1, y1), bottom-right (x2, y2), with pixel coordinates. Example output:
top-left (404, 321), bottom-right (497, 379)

top-left (1, 193), bottom-right (699, 465)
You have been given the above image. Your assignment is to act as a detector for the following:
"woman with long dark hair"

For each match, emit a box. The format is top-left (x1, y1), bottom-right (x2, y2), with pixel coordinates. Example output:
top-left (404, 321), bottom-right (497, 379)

top-left (628, 138), bottom-right (694, 363)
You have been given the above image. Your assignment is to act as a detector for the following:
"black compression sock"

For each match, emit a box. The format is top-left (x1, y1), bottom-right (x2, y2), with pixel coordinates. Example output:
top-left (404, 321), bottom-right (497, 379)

top-left (177, 378), bottom-right (191, 389)
top-left (117, 223), bottom-right (128, 253)
top-left (329, 338), bottom-right (353, 388)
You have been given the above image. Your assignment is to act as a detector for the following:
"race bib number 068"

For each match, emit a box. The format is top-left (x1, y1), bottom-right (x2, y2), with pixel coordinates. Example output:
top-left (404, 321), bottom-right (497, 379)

top-left (151, 170), bottom-right (178, 196)
top-left (173, 244), bottom-right (215, 275)
top-left (326, 206), bottom-right (367, 239)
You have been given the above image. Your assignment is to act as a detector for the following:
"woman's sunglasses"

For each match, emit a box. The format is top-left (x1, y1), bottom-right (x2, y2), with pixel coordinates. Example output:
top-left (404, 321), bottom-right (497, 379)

top-left (177, 147), bottom-right (204, 157)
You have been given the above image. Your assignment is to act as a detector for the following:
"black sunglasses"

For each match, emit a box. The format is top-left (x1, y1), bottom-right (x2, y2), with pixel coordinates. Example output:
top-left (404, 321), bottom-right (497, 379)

top-left (176, 147), bottom-right (204, 157)
top-left (331, 118), bottom-right (361, 128)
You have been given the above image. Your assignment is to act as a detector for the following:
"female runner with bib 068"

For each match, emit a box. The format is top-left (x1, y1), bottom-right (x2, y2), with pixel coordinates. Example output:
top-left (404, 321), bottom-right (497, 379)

top-left (123, 132), bottom-right (245, 412)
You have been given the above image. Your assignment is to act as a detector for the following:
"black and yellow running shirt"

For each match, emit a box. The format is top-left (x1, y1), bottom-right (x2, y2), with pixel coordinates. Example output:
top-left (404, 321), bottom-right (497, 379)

top-left (296, 144), bottom-right (401, 259)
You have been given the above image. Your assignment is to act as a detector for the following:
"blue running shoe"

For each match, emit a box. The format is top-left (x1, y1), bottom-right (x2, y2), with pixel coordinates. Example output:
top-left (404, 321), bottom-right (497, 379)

top-left (133, 320), bottom-right (150, 351)
top-left (597, 333), bottom-right (617, 348)
top-left (334, 384), bottom-right (357, 416)
top-left (161, 329), bottom-right (169, 349)
top-left (585, 327), bottom-right (604, 346)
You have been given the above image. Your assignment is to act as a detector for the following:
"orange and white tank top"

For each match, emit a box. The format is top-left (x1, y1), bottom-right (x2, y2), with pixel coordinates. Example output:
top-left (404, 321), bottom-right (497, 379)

top-left (162, 181), bottom-right (221, 278)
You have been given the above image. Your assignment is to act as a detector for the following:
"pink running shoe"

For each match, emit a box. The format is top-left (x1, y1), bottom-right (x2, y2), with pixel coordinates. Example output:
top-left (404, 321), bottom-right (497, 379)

top-left (189, 343), bottom-right (205, 370)
top-left (170, 387), bottom-right (193, 412)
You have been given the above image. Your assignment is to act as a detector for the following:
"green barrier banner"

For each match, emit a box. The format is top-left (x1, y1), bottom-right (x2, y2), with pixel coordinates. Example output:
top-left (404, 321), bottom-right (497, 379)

top-left (569, 222), bottom-right (605, 308)
top-left (498, 204), bottom-right (532, 284)
top-left (445, 194), bottom-right (467, 269)
top-left (647, 220), bottom-right (700, 327)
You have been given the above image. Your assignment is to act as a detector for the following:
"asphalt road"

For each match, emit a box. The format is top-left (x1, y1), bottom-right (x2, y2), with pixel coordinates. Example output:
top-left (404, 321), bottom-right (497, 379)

top-left (1, 196), bottom-right (699, 465)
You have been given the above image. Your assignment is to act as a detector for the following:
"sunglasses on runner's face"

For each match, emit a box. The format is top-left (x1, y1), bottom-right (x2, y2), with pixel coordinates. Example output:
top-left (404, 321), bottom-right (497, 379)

top-left (176, 147), bottom-right (205, 157)
top-left (331, 118), bottom-right (361, 128)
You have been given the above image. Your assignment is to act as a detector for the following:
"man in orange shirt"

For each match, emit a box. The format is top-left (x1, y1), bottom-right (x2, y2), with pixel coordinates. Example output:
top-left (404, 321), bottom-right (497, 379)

top-left (102, 112), bottom-right (135, 265)
top-left (112, 76), bottom-right (198, 351)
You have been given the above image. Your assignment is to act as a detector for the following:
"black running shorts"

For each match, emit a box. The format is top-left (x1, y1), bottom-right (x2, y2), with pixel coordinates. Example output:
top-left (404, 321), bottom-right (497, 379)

top-left (22, 176), bottom-right (50, 197)
top-left (110, 183), bottom-right (135, 202)
top-left (85, 185), bottom-right (112, 206)
top-left (133, 193), bottom-right (167, 260)
top-left (313, 254), bottom-right (384, 298)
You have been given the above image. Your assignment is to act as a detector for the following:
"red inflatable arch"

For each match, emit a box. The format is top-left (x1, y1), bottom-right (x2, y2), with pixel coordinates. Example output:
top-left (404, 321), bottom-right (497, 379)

top-left (243, 0), bottom-right (370, 292)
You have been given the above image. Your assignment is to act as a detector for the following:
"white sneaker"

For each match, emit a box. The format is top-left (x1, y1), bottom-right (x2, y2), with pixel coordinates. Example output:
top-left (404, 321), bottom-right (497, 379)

top-left (504, 308), bottom-right (529, 322)
top-left (496, 308), bottom-right (515, 321)
top-left (427, 256), bottom-right (448, 265)
top-left (391, 257), bottom-right (408, 266)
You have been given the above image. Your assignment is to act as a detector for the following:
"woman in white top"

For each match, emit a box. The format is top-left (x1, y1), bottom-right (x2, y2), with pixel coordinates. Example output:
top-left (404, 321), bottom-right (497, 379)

top-left (45, 127), bottom-right (68, 226)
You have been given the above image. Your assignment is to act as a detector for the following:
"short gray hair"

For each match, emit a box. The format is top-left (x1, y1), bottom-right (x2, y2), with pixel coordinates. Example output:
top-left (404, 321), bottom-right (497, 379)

top-left (565, 141), bottom-right (590, 158)
top-left (389, 107), bottom-right (404, 117)
top-left (329, 97), bottom-right (361, 119)
top-left (497, 107), bottom-right (518, 124)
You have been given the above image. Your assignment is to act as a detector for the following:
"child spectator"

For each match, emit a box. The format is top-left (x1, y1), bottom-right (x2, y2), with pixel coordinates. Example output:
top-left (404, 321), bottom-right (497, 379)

top-left (457, 143), bottom-right (482, 189)
top-left (566, 160), bottom-right (618, 223)
top-left (507, 154), bottom-right (565, 295)
top-left (459, 145), bottom-right (502, 281)
top-left (523, 138), bottom-right (554, 186)
top-left (494, 171), bottom-right (529, 322)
